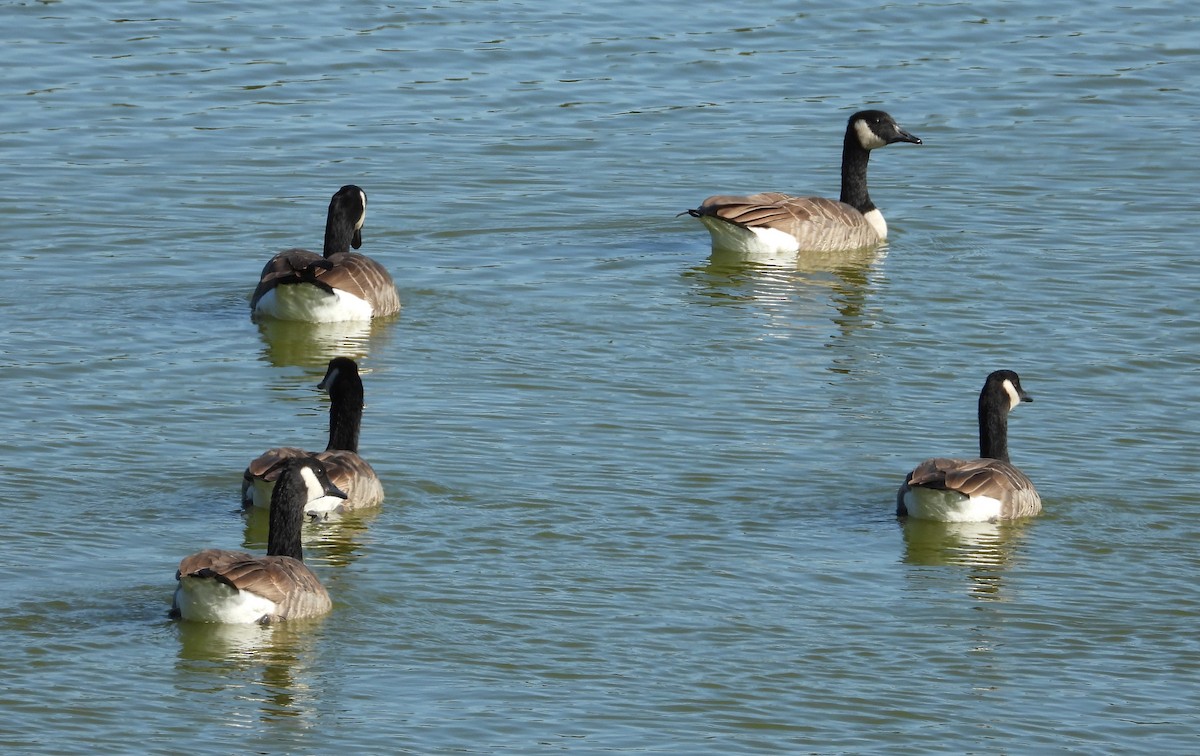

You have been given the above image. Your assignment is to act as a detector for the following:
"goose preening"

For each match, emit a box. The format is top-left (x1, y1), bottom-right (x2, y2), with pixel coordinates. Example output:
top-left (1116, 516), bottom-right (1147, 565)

top-left (685, 110), bottom-right (921, 255)
top-left (897, 370), bottom-right (1042, 522)
top-left (173, 457), bottom-right (343, 624)
top-left (242, 357), bottom-right (384, 518)
top-left (251, 185), bottom-right (401, 322)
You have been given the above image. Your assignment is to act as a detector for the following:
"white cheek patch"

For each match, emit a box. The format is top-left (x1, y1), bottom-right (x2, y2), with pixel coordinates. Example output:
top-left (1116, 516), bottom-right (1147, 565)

top-left (855, 119), bottom-right (888, 150)
top-left (1003, 379), bottom-right (1022, 410)
top-left (356, 189), bottom-right (367, 230)
top-left (298, 464), bottom-right (323, 501)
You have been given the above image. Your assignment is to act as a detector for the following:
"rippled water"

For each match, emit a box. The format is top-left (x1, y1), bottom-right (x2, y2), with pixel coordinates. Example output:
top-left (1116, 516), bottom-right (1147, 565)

top-left (3, 1), bottom-right (1199, 752)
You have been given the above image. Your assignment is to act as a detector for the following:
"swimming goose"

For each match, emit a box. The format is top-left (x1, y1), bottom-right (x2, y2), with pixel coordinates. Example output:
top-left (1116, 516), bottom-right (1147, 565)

top-left (242, 356), bottom-right (384, 518)
top-left (897, 370), bottom-right (1042, 522)
top-left (686, 110), bottom-right (921, 255)
top-left (173, 457), bottom-right (344, 624)
top-left (251, 185), bottom-right (401, 322)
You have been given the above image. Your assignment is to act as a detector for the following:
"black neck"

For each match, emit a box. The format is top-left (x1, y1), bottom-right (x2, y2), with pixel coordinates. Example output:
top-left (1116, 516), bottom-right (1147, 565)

top-left (267, 469), bottom-right (307, 561)
top-left (839, 128), bottom-right (874, 213)
top-left (323, 210), bottom-right (357, 258)
top-left (978, 390), bottom-right (1011, 462)
top-left (327, 379), bottom-right (363, 453)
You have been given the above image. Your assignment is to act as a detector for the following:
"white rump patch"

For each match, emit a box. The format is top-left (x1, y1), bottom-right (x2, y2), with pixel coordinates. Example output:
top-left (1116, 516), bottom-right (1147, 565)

top-left (903, 487), bottom-right (1003, 523)
top-left (175, 576), bottom-right (277, 624)
top-left (698, 216), bottom-right (799, 256)
top-left (255, 284), bottom-right (374, 323)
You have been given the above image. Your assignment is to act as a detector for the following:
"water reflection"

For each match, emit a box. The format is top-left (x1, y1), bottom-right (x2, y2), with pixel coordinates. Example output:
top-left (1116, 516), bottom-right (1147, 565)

top-left (254, 316), bottom-right (395, 368)
top-left (685, 244), bottom-right (885, 350)
top-left (243, 502), bottom-right (379, 568)
top-left (900, 517), bottom-right (1032, 600)
top-left (174, 618), bottom-right (323, 722)
top-left (706, 242), bottom-right (885, 276)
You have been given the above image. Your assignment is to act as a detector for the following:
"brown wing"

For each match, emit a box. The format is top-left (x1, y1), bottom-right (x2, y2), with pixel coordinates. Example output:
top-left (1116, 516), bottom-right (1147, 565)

top-left (176, 548), bottom-right (256, 581)
top-left (181, 554), bottom-right (331, 620)
top-left (250, 248), bottom-right (328, 308)
top-left (315, 449), bottom-right (385, 509)
top-left (314, 252), bottom-right (400, 317)
top-left (690, 193), bottom-right (881, 251)
top-left (901, 457), bottom-right (1042, 519)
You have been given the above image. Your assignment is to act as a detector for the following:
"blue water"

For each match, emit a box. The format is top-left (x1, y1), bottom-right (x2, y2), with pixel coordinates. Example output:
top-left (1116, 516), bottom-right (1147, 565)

top-left (2, 1), bottom-right (1199, 752)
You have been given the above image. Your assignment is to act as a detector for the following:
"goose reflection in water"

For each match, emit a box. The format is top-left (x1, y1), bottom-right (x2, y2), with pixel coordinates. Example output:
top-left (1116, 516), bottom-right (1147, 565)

top-left (255, 316), bottom-right (387, 369)
top-left (899, 517), bottom-right (1032, 600)
top-left (175, 619), bottom-right (322, 722)
top-left (684, 242), bottom-right (885, 358)
top-left (242, 500), bottom-right (380, 569)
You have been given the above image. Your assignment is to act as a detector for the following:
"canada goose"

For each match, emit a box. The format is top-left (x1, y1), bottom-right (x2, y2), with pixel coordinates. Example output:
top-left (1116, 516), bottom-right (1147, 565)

top-left (173, 457), bottom-right (344, 624)
top-left (251, 185), bottom-right (401, 322)
top-left (685, 110), bottom-right (921, 255)
top-left (897, 370), bottom-right (1042, 522)
top-left (242, 356), bottom-right (384, 518)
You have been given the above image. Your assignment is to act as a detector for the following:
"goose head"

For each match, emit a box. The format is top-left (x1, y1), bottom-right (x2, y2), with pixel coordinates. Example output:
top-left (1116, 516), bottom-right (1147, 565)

top-left (850, 110), bottom-right (922, 151)
top-left (325, 185), bottom-right (368, 252)
top-left (271, 457), bottom-right (349, 511)
top-left (982, 369), bottom-right (1032, 412)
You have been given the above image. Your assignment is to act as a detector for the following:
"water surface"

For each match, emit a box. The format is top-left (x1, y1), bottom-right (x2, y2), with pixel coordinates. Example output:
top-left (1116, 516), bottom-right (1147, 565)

top-left (2, 1), bottom-right (1199, 752)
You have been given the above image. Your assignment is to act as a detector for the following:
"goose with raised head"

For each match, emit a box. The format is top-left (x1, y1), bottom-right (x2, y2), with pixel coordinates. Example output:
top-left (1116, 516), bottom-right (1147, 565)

top-left (242, 356), bottom-right (384, 518)
top-left (897, 370), bottom-right (1042, 522)
top-left (251, 185), bottom-right (401, 322)
top-left (173, 457), bottom-right (344, 624)
top-left (686, 110), bottom-right (921, 255)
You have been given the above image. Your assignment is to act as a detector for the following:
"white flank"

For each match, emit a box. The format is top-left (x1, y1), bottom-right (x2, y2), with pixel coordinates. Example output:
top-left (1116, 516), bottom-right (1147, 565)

top-left (903, 487), bottom-right (1003, 523)
top-left (254, 284), bottom-right (373, 323)
top-left (175, 576), bottom-right (277, 624)
top-left (699, 216), bottom-right (799, 256)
